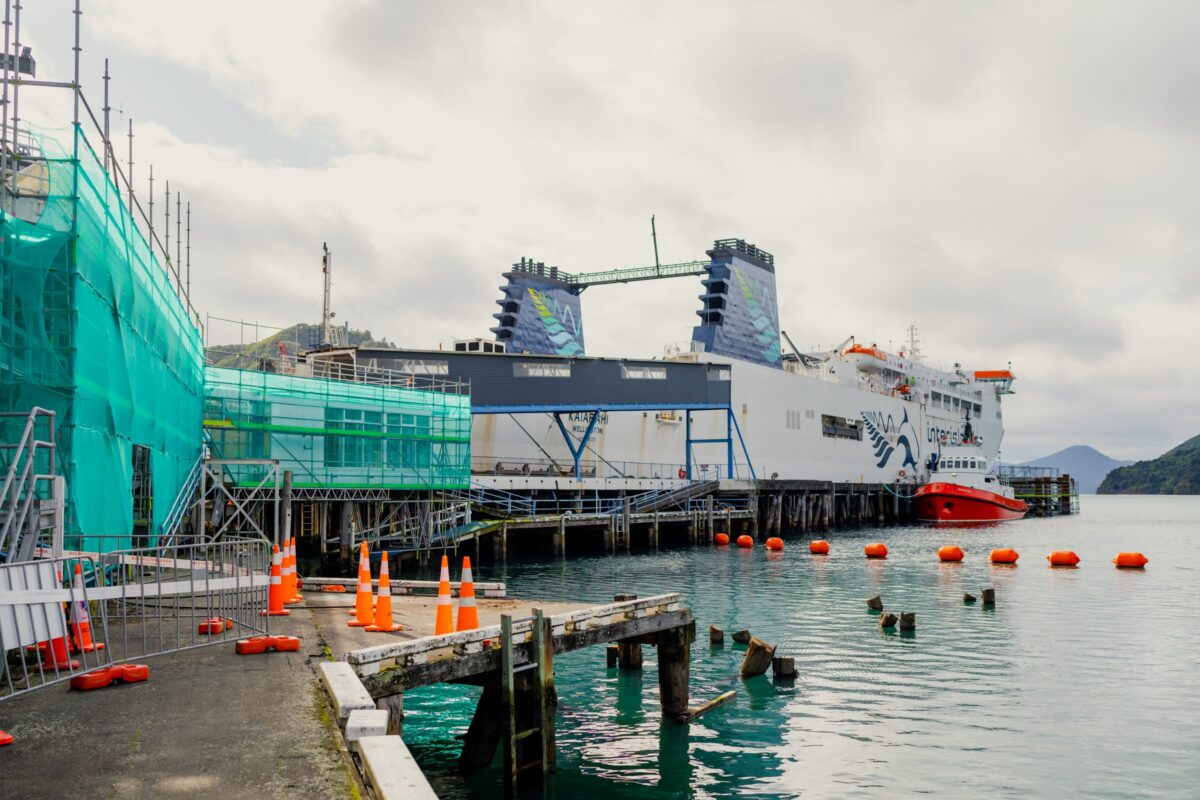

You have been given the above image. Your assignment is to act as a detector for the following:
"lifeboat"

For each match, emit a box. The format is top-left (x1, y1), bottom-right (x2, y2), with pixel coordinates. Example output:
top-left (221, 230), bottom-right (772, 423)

top-left (914, 444), bottom-right (1027, 523)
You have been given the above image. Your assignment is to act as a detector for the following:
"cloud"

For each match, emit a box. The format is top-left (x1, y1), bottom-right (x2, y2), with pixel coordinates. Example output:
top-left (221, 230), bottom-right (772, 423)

top-left (17, 0), bottom-right (1200, 460)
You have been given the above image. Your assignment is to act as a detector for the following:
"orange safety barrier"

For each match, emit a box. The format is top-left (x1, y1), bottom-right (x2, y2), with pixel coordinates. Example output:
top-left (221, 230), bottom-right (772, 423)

top-left (1113, 552), bottom-right (1148, 568)
top-left (1047, 550), bottom-right (1080, 567)
top-left (367, 554), bottom-right (404, 633)
top-left (69, 563), bottom-right (104, 653)
top-left (236, 635), bottom-right (302, 655)
top-left (938, 545), bottom-right (964, 562)
top-left (809, 540), bottom-right (830, 554)
top-left (455, 557), bottom-right (479, 632)
top-left (434, 555), bottom-right (455, 635)
top-left (69, 664), bottom-right (149, 692)
top-left (714, 533), bottom-right (730, 546)
top-left (765, 537), bottom-right (784, 551)
top-left (262, 545), bottom-right (290, 617)
top-left (990, 548), bottom-right (1020, 564)
top-left (198, 617), bottom-right (234, 635)
top-left (320, 584), bottom-right (347, 593)
top-left (348, 542), bottom-right (376, 627)
top-left (736, 535), bottom-right (754, 548)
top-left (864, 543), bottom-right (888, 559)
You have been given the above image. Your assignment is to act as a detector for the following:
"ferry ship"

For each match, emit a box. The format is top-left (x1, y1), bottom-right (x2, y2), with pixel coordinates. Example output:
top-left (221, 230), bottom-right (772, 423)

top-left (311, 239), bottom-right (1018, 489)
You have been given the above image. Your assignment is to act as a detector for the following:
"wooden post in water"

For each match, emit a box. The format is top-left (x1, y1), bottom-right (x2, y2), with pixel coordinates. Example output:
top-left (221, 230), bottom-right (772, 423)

top-left (554, 516), bottom-right (565, 557)
top-left (705, 495), bottom-right (715, 540)
top-left (652, 511), bottom-right (660, 551)
top-left (614, 594), bottom-right (643, 669)
top-left (656, 622), bottom-right (693, 718)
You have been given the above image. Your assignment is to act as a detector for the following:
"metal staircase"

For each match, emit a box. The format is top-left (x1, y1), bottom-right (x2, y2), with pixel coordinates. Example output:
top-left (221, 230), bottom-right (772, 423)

top-left (628, 480), bottom-right (720, 513)
top-left (0, 408), bottom-right (63, 561)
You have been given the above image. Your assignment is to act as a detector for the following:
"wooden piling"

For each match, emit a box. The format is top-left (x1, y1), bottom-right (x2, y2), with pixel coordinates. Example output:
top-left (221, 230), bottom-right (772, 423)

top-left (771, 656), bottom-right (797, 679)
top-left (655, 623), bottom-right (692, 718)
top-left (708, 625), bottom-right (724, 644)
top-left (739, 637), bottom-right (776, 677)
top-left (732, 629), bottom-right (752, 644)
top-left (614, 595), bottom-right (643, 669)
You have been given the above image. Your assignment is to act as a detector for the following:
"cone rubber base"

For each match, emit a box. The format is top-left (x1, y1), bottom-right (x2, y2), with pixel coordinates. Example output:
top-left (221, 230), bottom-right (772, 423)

top-left (347, 619), bottom-right (372, 627)
top-left (285, 595), bottom-right (304, 604)
top-left (365, 623), bottom-right (404, 632)
top-left (261, 609), bottom-right (291, 617)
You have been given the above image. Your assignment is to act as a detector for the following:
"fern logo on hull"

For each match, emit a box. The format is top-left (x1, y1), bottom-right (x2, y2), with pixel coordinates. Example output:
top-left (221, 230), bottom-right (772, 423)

top-left (862, 409), bottom-right (920, 470)
top-left (527, 287), bottom-right (583, 356)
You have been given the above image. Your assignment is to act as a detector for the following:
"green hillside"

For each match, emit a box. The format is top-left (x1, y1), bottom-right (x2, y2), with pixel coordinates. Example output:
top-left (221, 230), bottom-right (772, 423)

top-left (205, 322), bottom-right (394, 368)
top-left (1097, 434), bottom-right (1200, 494)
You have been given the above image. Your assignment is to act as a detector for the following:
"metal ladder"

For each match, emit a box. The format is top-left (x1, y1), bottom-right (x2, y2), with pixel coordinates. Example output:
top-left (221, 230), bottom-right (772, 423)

top-left (499, 610), bottom-right (555, 794)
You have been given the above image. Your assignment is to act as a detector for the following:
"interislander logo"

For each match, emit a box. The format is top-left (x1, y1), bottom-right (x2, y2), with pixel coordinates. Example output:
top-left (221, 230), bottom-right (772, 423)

top-left (862, 408), bottom-right (920, 470)
top-left (527, 287), bottom-right (583, 356)
top-left (731, 266), bottom-right (780, 364)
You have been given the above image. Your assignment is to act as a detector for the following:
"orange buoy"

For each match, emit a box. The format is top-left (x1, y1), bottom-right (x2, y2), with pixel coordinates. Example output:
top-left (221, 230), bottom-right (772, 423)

top-left (714, 532), bottom-right (730, 546)
top-left (765, 537), bottom-right (784, 551)
top-left (809, 540), bottom-right (830, 554)
top-left (1047, 550), bottom-right (1080, 567)
top-left (990, 548), bottom-right (1019, 564)
top-left (1113, 552), bottom-right (1148, 568)
top-left (736, 535), bottom-right (754, 548)
top-left (937, 545), bottom-right (964, 562)
top-left (864, 543), bottom-right (888, 559)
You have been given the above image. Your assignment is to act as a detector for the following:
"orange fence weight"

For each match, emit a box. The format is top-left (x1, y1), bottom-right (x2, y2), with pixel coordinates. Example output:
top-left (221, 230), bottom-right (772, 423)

top-left (1047, 550), bottom-right (1080, 567)
top-left (1113, 552), bottom-right (1148, 568)
top-left (236, 635), bottom-right (302, 655)
top-left (69, 664), bottom-right (149, 692)
top-left (938, 546), bottom-right (964, 562)
top-left (990, 548), bottom-right (1020, 564)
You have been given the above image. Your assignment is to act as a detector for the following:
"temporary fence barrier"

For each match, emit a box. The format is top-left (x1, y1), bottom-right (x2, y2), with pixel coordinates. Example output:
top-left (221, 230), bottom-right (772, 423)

top-left (2, 537), bottom-right (271, 701)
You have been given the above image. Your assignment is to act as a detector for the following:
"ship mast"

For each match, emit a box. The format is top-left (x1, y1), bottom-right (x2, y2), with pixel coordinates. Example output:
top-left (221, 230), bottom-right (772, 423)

top-left (907, 323), bottom-right (922, 363)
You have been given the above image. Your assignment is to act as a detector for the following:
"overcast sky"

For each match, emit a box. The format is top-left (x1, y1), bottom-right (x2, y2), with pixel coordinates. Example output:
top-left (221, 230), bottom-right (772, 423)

top-left (23, 1), bottom-right (1200, 462)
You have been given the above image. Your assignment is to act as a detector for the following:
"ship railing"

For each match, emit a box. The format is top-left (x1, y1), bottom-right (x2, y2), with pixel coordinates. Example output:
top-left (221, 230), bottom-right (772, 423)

top-left (471, 456), bottom-right (722, 482)
top-left (204, 348), bottom-right (470, 395)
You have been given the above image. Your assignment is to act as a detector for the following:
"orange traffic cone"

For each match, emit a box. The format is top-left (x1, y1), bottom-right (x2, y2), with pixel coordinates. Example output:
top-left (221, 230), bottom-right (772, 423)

top-left (455, 557), bottom-right (479, 632)
top-left (285, 537), bottom-right (304, 604)
top-left (347, 542), bottom-right (375, 627)
top-left (69, 563), bottom-right (104, 653)
top-left (43, 566), bottom-right (78, 670)
top-left (366, 553), bottom-right (403, 632)
top-left (0, 727), bottom-right (11, 746)
top-left (261, 545), bottom-right (290, 617)
top-left (434, 555), bottom-right (454, 635)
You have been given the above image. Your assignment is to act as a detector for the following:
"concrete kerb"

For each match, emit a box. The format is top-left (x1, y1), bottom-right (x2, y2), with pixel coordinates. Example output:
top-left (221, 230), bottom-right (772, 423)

top-left (318, 660), bottom-right (439, 798)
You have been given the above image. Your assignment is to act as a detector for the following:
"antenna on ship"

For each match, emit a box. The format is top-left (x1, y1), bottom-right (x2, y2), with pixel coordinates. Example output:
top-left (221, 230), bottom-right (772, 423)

top-left (907, 323), bottom-right (922, 363)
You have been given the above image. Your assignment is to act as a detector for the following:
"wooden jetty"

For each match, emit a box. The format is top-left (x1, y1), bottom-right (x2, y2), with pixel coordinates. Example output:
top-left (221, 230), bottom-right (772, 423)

top-left (341, 593), bottom-right (694, 791)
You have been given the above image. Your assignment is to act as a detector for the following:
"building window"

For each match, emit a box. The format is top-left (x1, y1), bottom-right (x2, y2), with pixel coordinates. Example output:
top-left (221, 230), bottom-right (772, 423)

top-left (388, 359), bottom-right (449, 375)
top-left (325, 407), bottom-right (382, 467)
top-left (707, 366), bottom-right (731, 381)
top-left (386, 413), bottom-right (431, 470)
top-left (821, 414), bottom-right (862, 441)
top-left (514, 361), bottom-right (570, 378)
top-left (621, 364), bottom-right (666, 380)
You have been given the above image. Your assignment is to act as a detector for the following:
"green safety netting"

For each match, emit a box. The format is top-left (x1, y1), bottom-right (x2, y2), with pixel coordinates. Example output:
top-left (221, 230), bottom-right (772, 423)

top-left (203, 366), bottom-right (470, 490)
top-left (0, 123), bottom-right (204, 552)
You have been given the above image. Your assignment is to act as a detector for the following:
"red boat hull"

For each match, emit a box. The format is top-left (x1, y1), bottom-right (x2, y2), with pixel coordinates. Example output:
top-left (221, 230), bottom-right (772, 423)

top-left (914, 482), bottom-right (1028, 523)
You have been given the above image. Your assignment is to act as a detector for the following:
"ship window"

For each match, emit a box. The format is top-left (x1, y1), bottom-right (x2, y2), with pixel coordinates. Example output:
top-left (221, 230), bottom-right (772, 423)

top-left (707, 366), bottom-right (731, 381)
top-left (621, 365), bottom-right (666, 380)
top-left (515, 362), bottom-right (570, 378)
top-left (821, 414), bottom-right (863, 441)
top-left (973, 403), bottom-right (982, 414)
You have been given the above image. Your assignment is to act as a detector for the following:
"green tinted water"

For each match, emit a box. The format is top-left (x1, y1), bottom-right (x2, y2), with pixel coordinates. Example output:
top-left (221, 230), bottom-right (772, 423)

top-left (404, 496), bottom-right (1200, 798)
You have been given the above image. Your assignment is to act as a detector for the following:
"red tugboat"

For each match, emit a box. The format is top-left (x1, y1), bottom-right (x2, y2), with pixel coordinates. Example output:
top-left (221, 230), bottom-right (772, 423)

top-left (915, 433), bottom-right (1028, 523)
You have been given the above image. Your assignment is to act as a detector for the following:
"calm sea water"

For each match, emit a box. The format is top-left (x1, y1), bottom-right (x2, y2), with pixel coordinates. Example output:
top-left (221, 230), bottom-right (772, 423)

top-left (403, 496), bottom-right (1200, 799)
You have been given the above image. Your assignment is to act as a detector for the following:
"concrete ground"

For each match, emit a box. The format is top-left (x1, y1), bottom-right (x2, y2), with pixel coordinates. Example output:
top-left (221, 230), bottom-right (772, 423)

top-left (307, 590), bottom-right (588, 659)
top-left (0, 609), bottom-right (358, 800)
top-left (0, 590), bottom-right (587, 799)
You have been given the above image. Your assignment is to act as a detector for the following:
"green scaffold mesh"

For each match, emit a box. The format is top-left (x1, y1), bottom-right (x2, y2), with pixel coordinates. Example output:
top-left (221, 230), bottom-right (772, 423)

top-left (0, 124), bottom-right (204, 552)
top-left (203, 366), bottom-right (471, 490)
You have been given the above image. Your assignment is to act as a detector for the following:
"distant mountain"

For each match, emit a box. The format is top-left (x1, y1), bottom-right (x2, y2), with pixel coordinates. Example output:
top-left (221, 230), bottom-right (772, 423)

top-left (1016, 445), bottom-right (1134, 494)
top-left (1098, 434), bottom-right (1200, 495)
top-left (206, 322), bottom-right (394, 368)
